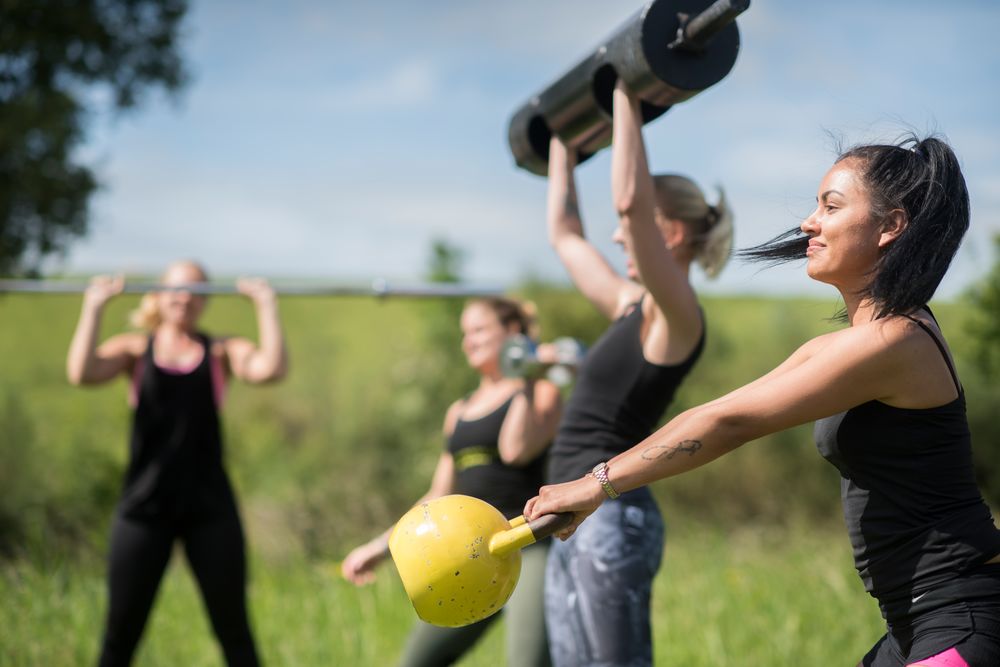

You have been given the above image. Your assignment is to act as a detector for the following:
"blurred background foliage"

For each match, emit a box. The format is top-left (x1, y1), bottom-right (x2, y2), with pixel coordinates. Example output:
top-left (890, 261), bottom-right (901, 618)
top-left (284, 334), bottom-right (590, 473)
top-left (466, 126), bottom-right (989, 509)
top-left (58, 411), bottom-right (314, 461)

top-left (1, 238), bottom-right (998, 566)
top-left (0, 0), bottom-right (189, 275)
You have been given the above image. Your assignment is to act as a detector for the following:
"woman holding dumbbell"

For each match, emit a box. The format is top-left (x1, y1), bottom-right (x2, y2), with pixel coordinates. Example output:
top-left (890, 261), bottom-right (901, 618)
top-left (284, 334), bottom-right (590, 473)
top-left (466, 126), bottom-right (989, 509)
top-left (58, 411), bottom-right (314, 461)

top-left (67, 260), bottom-right (288, 667)
top-left (341, 297), bottom-right (563, 667)
top-left (542, 78), bottom-right (733, 666)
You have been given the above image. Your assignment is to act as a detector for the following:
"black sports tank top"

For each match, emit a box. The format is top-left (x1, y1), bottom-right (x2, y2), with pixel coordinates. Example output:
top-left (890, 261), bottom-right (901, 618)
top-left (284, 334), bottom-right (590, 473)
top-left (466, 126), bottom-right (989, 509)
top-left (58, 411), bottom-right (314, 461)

top-left (447, 394), bottom-right (547, 519)
top-left (547, 297), bottom-right (705, 484)
top-left (121, 333), bottom-right (231, 519)
top-left (815, 314), bottom-right (1000, 614)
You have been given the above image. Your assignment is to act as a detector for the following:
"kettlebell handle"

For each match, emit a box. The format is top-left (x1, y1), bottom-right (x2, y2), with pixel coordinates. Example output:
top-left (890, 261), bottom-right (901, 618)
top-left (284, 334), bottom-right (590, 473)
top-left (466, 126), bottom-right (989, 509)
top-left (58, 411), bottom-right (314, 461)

top-left (527, 513), bottom-right (575, 540)
top-left (490, 512), bottom-right (575, 558)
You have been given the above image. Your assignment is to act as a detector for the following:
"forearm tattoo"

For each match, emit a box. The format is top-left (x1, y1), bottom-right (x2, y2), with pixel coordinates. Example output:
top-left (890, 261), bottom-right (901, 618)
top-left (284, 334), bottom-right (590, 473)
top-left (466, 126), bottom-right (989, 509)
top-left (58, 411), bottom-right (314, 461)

top-left (641, 439), bottom-right (703, 461)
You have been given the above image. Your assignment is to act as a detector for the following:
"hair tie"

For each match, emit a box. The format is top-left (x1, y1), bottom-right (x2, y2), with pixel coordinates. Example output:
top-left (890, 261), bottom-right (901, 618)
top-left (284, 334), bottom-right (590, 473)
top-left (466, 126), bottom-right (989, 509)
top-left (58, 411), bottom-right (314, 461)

top-left (705, 205), bottom-right (719, 227)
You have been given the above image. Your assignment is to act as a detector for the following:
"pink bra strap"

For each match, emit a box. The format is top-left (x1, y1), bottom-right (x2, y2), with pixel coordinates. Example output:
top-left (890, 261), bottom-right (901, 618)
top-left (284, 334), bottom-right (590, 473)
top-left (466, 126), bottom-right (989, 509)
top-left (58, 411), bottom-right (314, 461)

top-left (127, 346), bottom-right (227, 409)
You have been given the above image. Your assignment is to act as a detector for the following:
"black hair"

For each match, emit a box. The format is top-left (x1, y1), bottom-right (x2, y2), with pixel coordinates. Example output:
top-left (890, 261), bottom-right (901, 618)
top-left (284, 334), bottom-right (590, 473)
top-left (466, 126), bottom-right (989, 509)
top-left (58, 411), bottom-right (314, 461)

top-left (739, 134), bottom-right (970, 319)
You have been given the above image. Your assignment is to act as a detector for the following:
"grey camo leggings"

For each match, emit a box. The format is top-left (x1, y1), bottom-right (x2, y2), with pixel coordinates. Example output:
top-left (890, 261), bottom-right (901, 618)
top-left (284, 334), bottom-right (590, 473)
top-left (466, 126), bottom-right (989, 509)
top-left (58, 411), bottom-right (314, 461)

top-left (544, 487), bottom-right (665, 667)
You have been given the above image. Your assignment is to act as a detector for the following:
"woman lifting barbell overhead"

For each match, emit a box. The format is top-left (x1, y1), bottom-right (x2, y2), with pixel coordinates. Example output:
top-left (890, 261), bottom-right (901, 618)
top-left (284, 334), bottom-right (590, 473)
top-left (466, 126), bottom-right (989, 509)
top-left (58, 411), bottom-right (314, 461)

top-left (341, 297), bottom-right (562, 667)
top-left (526, 134), bottom-right (1000, 667)
top-left (66, 260), bottom-right (288, 667)
top-left (541, 77), bottom-right (734, 667)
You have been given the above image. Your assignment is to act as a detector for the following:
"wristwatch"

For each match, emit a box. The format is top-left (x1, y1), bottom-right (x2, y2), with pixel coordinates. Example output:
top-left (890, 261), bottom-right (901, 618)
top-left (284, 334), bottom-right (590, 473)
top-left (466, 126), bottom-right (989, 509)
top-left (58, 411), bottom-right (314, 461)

top-left (592, 461), bottom-right (620, 500)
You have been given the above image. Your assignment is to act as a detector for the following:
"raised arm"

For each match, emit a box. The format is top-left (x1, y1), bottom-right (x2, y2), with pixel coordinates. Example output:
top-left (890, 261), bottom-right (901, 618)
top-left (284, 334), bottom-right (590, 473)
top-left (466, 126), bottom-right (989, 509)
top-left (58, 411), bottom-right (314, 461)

top-left (525, 321), bottom-right (932, 534)
top-left (340, 401), bottom-right (462, 585)
top-left (497, 379), bottom-right (563, 466)
top-left (547, 135), bottom-right (637, 320)
top-left (66, 276), bottom-right (142, 385)
top-left (223, 278), bottom-right (288, 384)
top-left (610, 79), bottom-right (701, 349)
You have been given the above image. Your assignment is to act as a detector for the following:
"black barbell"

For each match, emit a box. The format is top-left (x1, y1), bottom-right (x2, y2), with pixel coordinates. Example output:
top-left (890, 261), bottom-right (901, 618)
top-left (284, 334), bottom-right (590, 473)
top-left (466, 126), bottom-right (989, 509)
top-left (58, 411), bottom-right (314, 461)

top-left (508, 0), bottom-right (749, 176)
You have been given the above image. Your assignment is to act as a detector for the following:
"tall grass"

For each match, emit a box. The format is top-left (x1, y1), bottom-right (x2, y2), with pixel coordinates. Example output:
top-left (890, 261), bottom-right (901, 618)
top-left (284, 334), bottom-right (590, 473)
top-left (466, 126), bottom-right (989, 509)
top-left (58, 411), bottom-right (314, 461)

top-left (0, 521), bottom-right (885, 666)
top-left (0, 286), bottom-right (996, 665)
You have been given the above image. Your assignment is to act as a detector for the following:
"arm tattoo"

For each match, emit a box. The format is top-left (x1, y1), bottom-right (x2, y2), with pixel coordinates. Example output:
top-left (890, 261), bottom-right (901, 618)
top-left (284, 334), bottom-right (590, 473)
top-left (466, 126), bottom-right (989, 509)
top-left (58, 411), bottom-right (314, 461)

top-left (641, 439), bottom-right (703, 461)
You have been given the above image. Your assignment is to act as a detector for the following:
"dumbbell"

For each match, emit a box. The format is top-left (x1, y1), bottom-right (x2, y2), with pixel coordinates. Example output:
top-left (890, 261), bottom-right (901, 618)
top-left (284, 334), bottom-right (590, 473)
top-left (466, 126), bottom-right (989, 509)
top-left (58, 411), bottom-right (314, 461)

top-left (507, 0), bottom-right (749, 175)
top-left (500, 334), bottom-right (586, 386)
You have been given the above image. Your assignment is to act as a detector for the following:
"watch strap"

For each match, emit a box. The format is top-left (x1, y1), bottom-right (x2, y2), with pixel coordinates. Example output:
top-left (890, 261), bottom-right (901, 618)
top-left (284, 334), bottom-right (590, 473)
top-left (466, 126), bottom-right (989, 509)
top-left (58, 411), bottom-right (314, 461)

top-left (592, 461), bottom-right (620, 500)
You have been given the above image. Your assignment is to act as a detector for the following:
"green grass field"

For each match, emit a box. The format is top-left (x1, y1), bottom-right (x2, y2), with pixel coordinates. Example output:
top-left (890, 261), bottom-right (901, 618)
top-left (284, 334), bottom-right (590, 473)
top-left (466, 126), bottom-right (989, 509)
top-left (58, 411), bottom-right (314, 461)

top-left (0, 521), bottom-right (885, 666)
top-left (1, 287), bottom-right (995, 665)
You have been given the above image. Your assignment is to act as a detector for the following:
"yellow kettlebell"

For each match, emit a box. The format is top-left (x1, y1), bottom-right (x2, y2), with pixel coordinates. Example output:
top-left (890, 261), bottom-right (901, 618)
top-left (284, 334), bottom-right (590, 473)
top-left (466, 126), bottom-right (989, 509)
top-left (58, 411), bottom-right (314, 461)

top-left (388, 494), bottom-right (572, 627)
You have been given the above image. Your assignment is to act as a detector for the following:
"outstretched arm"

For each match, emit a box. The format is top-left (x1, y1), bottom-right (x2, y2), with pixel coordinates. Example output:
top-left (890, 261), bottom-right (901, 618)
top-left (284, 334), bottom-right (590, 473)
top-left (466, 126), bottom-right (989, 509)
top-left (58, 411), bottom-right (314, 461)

top-left (66, 275), bottom-right (140, 385)
top-left (341, 402), bottom-right (462, 585)
top-left (525, 323), bottom-right (918, 536)
top-left (547, 135), bottom-right (637, 320)
top-left (497, 379), bottom-right (563, 466)
top-left (223, 278), bottom-right (288, 383)
top-left (340, 452), bottom-right (456, 585)
top-left (611, 79), bottom-right (701, 350)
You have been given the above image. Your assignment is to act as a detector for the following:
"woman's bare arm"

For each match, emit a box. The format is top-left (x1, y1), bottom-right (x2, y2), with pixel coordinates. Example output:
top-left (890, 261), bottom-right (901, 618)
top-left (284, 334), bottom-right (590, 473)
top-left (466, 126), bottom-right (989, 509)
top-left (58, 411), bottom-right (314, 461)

top-left (67, 276), bottom-right (142, 385)
top-left (223, 278), bottom-right (288, 383)
top-left (547, 135), bottom-right (639, 320)
top-left (610, 80), bottom-right (701, 359)
top-left (497, 379), bottom-right (563, 466)
top-left (525, 322), bottom-right (929, 534)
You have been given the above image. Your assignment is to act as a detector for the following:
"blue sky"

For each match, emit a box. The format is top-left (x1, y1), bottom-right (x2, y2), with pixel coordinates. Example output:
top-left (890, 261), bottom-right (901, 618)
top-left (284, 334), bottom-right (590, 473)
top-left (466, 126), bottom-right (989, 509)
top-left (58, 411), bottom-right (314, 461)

top-left (61, 0), bottom-right (1000, 299)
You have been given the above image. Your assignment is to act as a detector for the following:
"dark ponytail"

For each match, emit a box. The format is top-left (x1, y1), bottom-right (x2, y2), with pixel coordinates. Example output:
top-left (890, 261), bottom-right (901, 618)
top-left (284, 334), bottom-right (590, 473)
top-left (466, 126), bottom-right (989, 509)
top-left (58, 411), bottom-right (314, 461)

top-left (739, 134), bottom-right (970, 318)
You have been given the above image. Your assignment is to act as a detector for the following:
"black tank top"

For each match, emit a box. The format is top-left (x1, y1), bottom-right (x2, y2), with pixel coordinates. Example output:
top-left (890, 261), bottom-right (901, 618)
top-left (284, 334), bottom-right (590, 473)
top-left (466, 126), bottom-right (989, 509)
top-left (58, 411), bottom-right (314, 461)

top-left (547, 297), bottom-right (705, 484)
top-left (815, 314), bottom-right (1000, 615)
top-left (447, 394), bottom-right (547, 519)
top-left (121, 333), bottom-right (232, 519)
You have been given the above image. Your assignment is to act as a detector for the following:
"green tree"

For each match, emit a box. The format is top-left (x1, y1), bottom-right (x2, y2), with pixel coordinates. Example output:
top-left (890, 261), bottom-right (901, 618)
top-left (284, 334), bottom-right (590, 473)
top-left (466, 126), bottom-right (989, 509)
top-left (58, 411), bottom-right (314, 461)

top-left (0, 0), bottom-right (189, 275)
top-left (423, 238), bottom-right (473, 396)
top-left (968, 234), bottom-right (1000, 378)
top-left (965, 234), bottom-right (1000, 506)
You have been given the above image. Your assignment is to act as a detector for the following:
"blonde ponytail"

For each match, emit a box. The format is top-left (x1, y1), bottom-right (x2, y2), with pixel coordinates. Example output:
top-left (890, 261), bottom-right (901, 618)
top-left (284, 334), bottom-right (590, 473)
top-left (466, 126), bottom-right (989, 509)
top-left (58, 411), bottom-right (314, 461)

top-left (129, 293), bottom-right (161, 331)
top-left (652, 174), bottom-right (734, 280)
top-left (697, 186), bottom-right (734, 279)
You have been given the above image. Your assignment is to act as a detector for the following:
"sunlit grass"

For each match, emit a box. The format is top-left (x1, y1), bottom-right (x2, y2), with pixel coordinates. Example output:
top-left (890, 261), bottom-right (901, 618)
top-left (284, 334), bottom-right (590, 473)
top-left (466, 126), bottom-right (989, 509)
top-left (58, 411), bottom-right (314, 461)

top-left (1, 521), bottom-right (884, 666)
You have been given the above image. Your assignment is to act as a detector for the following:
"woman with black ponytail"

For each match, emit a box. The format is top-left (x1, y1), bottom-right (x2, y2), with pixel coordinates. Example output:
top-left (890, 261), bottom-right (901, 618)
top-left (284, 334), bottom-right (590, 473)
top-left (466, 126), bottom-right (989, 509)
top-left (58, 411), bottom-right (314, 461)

top-left (526, 134), bottom-right (1000, 667)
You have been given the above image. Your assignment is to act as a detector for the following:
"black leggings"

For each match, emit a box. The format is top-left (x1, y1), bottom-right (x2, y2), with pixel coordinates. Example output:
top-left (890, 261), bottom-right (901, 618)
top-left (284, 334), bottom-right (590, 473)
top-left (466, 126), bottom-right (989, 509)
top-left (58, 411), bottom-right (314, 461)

top-left (97, 503), bottom-right (260, 667)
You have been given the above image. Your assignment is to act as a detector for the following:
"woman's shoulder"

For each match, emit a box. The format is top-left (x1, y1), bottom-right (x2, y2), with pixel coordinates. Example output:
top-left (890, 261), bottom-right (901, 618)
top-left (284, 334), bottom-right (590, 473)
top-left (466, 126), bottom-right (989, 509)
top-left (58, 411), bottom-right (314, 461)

top-left (207, 334), bottom-right (228, 355)
top-left (102, 331), bottom-right (149, 357)
top-left (210, 334), bottom-right (253, 357)
top-left (613, 284), bottom-right (649, 320)
top-left (866, 313), bottom-right (943, 349)
top-left (822, 314), bottom-right (946, 371)
top-left (443, 398), bottom-right (467, 436)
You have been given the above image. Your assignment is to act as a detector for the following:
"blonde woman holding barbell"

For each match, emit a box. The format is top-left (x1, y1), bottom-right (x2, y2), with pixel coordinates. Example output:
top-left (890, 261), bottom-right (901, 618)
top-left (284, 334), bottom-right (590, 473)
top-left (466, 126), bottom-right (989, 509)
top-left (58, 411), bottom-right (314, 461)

top-left (67, 260), bottom-right (287, 667)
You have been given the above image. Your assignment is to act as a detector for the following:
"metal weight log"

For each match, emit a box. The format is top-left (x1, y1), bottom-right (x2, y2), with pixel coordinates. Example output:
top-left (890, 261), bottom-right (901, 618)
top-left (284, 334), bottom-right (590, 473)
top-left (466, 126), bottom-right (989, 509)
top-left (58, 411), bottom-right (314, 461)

top-left (500, 334), bottom-right (585, 386)
top-left (507, 0), bottom-right (749, 175)
top-left (0, 278), bottom-right (504, 299)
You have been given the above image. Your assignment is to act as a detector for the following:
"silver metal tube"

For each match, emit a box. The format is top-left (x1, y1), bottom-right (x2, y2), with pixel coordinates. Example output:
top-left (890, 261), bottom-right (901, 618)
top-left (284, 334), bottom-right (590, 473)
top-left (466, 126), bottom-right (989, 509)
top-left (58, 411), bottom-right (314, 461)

top-left (669, 0), bottom-right (751, 51)
top-left (0, 279), bottom-right (505, 299)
